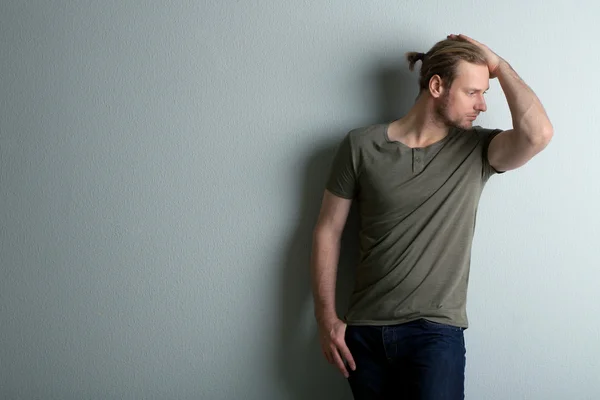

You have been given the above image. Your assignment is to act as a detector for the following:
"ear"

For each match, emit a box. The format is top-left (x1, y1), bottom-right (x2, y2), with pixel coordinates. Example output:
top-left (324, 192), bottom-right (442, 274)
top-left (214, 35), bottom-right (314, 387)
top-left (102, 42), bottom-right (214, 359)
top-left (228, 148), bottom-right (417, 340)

top-left (428, 74), bottom-right (445, 99)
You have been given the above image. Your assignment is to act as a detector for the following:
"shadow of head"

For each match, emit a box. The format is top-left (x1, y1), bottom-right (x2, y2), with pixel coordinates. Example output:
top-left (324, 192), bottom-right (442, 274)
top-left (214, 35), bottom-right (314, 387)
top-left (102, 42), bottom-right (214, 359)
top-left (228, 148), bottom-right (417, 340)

top-left (371, 64), bottom-right (419, 122)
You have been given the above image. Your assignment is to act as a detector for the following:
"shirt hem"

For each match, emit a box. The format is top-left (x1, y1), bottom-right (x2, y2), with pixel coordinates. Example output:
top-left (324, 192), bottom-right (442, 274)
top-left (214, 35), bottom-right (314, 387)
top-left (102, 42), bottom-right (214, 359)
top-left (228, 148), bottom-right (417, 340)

top-left (344, 315), bottom-right (468, 329)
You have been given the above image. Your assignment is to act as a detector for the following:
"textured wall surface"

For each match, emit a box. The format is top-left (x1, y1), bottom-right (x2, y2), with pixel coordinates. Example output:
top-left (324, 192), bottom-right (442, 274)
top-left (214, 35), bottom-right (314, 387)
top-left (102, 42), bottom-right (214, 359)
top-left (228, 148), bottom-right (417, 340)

top-left (2, 1), bottom-right (598, 399)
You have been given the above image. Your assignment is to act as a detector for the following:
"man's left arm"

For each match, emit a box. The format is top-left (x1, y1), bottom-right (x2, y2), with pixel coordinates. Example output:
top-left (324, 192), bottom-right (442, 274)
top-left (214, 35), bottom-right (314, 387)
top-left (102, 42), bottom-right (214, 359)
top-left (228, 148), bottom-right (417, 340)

top-left (488, 60), bottom-right (554, 172)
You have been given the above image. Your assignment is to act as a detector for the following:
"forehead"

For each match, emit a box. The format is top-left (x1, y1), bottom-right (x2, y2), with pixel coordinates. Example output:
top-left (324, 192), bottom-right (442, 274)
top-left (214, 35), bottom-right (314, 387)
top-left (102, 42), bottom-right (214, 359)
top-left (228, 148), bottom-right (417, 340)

top-left (453, 61), bottom-right (490, 90)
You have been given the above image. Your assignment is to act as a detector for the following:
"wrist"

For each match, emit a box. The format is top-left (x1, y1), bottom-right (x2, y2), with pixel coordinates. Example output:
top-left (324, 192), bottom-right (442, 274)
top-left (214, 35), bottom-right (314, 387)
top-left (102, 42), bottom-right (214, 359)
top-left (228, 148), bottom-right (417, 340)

top-left (315, 309), bottom-right (339, 325)
top-left (493, 59), bottom-right (511, 76)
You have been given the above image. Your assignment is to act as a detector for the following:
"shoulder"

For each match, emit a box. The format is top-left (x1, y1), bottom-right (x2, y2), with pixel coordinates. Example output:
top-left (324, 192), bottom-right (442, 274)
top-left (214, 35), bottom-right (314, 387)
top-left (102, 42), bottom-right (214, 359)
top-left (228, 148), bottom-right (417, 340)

top-left (470, 125), bottom-right (503, 141)
top-left (447, 125), bottom-right (502, 147)
top-left (345, 124), bottom-right (387, 148)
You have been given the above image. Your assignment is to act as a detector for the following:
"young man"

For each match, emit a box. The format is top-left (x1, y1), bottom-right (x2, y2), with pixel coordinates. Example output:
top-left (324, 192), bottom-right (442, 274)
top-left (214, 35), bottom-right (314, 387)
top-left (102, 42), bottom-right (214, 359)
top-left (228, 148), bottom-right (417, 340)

top-left (310, 34), bottom-right (553, 399)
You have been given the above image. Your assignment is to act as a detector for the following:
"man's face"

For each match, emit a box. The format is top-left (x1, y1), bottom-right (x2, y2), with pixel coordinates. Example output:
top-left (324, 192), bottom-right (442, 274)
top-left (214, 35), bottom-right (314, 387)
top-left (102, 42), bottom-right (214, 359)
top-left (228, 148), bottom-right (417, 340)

top-left (435, 61), bottom-right (490, 130)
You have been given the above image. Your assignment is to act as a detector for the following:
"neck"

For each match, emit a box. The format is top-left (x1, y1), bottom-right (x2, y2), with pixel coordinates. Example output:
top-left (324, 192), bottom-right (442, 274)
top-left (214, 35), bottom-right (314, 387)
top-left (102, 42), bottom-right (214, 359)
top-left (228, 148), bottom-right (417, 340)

top-left (387, 92), bottom-right (450, 148)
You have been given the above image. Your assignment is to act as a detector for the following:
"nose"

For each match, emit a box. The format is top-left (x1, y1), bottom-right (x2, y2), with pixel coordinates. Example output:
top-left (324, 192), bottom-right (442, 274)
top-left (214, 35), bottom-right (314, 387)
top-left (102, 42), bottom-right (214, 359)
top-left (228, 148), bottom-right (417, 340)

top-left (476, 95), bottom-right (487, 112)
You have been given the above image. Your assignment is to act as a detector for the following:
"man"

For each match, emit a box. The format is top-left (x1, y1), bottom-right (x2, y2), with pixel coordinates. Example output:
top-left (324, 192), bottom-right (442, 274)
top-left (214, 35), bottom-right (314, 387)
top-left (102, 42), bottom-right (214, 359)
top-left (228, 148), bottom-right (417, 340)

top-left (310, 34), bottom-right (553, 399)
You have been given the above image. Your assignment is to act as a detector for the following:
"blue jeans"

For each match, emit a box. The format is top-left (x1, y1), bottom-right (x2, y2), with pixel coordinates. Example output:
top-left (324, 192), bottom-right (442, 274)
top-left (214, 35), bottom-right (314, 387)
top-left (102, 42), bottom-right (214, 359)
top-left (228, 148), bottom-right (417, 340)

top-left (344, 318), bottom-right (466, 400)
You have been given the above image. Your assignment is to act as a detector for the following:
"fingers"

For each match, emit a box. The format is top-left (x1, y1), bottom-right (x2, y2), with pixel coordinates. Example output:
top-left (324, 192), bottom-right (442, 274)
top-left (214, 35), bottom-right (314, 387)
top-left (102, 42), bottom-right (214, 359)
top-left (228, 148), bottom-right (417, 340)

top-left (319, 321), bottom-right (357, 378)
top-left (331, 347), bottom-right (350, 378)
top-left (338, 342), bottom-right (356, 372)
top-left (322, 347), bottom-right (333, 364)
top-left (447, 33), bottom-right (477, 45)
top-left (322, 341), bottom-right (356, 378)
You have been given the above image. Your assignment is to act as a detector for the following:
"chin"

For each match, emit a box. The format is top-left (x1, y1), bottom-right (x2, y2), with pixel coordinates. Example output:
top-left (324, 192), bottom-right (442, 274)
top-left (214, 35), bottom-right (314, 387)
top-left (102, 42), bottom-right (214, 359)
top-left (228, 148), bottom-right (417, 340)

top-left (460, 120), bottom-right (475, 130)
top-left (448, 121), bottom-right (472, 130)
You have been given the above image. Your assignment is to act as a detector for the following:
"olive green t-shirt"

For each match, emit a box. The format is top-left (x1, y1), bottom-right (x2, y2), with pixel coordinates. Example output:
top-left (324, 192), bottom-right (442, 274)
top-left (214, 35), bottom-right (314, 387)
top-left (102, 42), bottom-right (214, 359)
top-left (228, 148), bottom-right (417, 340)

top-left (326, 123), bottom-right (504, 328)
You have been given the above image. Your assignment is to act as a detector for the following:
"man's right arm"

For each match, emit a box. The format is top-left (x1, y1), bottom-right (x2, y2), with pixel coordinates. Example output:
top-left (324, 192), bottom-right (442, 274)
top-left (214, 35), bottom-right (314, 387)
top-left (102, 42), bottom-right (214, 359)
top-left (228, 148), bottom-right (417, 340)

top-left (310, 189), bottom-right (356, 378)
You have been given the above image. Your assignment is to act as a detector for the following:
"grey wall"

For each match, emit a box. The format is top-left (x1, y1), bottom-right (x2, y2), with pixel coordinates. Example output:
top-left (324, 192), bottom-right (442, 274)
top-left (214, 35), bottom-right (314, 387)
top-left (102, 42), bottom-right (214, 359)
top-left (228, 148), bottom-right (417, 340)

top-left (1, 1), bottom-right (598, 399)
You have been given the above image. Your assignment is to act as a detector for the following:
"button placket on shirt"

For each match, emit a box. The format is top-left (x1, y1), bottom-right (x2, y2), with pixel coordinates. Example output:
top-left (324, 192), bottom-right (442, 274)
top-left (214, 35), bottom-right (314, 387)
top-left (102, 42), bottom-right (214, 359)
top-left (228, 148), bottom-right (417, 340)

top-left (413, 148), bottom-right (424, 173)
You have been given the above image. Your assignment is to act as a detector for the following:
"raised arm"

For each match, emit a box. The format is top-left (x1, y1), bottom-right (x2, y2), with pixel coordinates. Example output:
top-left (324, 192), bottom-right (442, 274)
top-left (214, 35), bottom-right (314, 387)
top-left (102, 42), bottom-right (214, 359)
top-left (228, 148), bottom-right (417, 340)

top-left (449, 33), bottom-right (554, 172)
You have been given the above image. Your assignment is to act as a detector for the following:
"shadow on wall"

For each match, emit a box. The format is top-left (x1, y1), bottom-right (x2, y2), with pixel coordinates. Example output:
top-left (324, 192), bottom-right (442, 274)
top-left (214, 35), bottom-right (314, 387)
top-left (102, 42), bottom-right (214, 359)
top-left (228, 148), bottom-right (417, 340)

top-left (276, 63), bottom-right (418, 400)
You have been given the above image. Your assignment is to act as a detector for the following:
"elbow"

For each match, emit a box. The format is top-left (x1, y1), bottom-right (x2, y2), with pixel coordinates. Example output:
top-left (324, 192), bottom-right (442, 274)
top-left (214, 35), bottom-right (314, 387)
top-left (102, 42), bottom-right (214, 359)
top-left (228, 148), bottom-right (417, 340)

top-left (542, 123), bottom-right (554, 142)
top-left (540, 125), bottom-right (554, 149)
top-left (527, 124), bottom-right (553, 150)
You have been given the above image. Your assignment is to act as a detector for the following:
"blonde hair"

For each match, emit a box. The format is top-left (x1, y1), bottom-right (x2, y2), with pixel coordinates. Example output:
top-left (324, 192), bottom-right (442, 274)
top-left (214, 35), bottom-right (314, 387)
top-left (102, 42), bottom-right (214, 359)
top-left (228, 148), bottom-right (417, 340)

top-left (406, 39), bottom-right (487, 93)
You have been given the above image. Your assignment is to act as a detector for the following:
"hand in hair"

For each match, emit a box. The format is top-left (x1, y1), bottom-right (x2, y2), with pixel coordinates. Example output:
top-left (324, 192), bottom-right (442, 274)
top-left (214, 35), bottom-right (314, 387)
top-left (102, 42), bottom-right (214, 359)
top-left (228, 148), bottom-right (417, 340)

top-left (447, 34), bottom-right (503, 78)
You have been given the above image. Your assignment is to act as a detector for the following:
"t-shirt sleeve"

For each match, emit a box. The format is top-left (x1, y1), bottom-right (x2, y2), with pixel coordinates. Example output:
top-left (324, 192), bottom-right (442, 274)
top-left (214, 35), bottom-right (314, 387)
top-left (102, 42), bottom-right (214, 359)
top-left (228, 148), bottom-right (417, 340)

top-left (325, 132), bottom-right (358, 199)
top-left (476, 126), bottom-right (505, 180)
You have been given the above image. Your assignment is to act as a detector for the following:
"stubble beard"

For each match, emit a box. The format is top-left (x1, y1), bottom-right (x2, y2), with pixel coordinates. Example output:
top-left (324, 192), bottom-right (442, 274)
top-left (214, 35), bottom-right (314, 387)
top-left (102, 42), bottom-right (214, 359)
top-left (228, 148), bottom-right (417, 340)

top-left (435, 92), bottom-right (471, 131)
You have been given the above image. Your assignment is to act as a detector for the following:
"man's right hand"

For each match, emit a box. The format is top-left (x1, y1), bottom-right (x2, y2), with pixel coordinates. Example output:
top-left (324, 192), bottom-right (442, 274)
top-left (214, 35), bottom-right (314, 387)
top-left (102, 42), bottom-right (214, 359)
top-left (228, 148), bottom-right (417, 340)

top-left (317, 317), bottom-right (356, 378)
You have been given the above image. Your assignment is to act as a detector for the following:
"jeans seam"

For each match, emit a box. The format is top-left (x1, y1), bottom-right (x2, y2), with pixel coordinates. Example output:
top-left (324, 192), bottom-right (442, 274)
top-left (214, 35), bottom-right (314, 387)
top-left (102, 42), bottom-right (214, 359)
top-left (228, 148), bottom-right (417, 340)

top-left (381, 326), bottom-right (391, 361)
